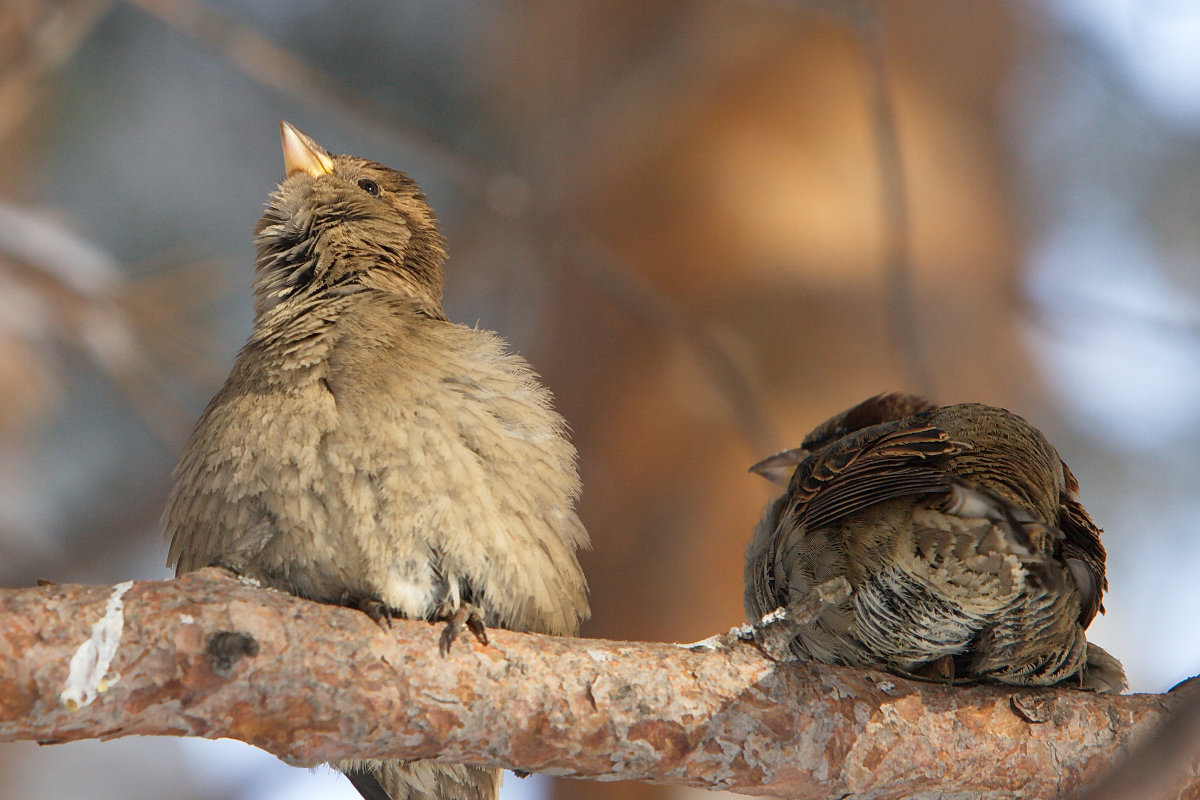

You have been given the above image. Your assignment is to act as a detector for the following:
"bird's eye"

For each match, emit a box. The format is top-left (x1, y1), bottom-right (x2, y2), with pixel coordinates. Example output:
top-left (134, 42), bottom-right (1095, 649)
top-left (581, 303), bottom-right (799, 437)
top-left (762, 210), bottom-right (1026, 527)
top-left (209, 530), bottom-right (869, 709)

top-left (357, 178), bottom-right (381, 197)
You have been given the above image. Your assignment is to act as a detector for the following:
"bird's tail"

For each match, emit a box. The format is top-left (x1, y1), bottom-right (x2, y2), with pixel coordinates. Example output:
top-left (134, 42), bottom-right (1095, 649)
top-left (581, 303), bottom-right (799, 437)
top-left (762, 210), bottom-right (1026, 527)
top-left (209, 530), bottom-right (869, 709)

top-left (339, 759), bottom-right (500, 800)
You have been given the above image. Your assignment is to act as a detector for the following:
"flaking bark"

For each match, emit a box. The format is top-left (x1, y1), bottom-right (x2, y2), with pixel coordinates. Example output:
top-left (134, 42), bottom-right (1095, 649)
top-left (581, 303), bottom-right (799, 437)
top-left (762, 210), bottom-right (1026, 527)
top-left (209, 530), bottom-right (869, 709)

top-left (0, 568), bottom-right (1194, 799)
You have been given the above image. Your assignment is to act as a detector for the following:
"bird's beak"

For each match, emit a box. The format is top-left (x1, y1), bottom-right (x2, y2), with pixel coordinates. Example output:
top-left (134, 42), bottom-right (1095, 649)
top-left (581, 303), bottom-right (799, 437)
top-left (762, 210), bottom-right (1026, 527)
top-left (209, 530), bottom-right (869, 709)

top-left (280, 121), bottom-right (334, 178)
top-left (749, 448), bottom-right (809, 487)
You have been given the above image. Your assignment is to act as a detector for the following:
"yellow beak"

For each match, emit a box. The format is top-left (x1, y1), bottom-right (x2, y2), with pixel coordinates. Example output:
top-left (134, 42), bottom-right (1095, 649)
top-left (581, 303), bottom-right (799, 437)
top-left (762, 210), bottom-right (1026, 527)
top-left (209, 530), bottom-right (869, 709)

top-left (280, 121), bottom-right (334, 178)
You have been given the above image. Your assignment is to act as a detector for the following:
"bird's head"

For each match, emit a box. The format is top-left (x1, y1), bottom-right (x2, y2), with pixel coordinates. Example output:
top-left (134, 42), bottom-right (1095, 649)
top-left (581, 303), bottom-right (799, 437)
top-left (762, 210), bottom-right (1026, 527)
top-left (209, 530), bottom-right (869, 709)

top-left (252, 122), bottom-right (448, 319)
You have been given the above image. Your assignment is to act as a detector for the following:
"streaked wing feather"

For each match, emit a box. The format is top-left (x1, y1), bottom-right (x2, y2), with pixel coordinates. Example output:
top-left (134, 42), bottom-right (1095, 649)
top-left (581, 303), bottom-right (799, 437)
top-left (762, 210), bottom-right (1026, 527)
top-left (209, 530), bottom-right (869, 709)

top-left (785, 420), bottom-right (963, 532)
top-left (802, 467), bottom-right (951, 531)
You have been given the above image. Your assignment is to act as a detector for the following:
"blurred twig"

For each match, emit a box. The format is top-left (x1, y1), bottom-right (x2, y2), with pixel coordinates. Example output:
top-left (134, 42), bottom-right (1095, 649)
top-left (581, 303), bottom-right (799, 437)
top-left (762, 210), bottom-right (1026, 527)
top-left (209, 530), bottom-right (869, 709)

top-left (765, 0), bottom-right (935, 400)
top-left (850, 2), bottom-right (935, 397)
top-left (559, 230), bottom-right (779, 456)
top-left (520, 7), bottom-right (782, 457)
top-left (0, 0), bottom-right (114, 147)
top-left (0, 202), bottom-right (225, 446)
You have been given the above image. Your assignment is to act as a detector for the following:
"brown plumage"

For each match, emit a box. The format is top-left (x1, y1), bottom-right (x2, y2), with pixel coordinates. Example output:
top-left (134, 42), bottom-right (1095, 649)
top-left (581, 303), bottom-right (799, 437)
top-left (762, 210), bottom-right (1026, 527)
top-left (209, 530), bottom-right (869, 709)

top-left (744, 393), bottom-right (1124, 692)
top-left (163, 123), bottom-right (590, 799)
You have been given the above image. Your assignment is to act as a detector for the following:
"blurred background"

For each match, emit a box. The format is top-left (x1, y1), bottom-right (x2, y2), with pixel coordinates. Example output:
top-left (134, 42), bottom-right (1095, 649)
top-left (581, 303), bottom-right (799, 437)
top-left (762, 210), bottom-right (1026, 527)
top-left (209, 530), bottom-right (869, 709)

top-left (2, 0), bottom-right (1200, 798)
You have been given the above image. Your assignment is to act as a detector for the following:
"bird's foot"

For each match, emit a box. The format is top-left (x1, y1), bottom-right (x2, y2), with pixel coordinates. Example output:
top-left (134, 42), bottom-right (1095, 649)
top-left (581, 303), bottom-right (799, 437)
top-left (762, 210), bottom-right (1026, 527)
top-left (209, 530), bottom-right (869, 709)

top-left (203, 557), bottom-right (264, 588)
top-left (207, 554), bottom-right (244, 576)
top-left (682, 623), bottom-right (757, 653)
top-left (341, 592), bottom-right (393, 630)
top-left (887, 656), bottom-right (976, 687)
top-left (1009, 693), bottom-right (1056, 723)
top-left (438, 603), bottom-right (488, 655)
top-left (749, 576), bottom-right (853, 661)
top-left (911, 655), bottom-right (957, 684)
top-left (749, 609), bottom-right (805, 662)
top-left (685, 578), bottom-right (853, 658)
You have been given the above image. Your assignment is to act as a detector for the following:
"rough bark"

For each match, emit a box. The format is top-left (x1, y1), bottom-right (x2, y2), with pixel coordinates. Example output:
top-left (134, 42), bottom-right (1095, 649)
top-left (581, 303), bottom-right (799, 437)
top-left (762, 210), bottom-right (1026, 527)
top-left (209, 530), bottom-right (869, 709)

top-left (0, 568), bottom-right (1194, 799)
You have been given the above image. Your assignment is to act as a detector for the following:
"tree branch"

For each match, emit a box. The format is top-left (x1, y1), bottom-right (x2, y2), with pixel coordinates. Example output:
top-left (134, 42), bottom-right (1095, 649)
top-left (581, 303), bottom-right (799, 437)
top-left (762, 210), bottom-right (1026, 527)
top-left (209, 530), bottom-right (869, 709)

top-left (0, 569), bottom-right (1193, 799)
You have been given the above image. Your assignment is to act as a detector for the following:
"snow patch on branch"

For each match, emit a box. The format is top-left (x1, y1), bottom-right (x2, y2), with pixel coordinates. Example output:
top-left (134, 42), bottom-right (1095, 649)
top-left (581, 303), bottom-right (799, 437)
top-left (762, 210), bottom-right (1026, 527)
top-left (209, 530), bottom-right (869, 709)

top-left (60, 581), bottom-right (133, 711)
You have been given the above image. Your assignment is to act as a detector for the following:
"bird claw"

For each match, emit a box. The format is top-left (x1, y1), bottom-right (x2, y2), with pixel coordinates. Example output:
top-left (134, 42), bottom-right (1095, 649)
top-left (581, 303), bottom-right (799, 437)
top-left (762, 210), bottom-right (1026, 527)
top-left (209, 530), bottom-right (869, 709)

top-left (750, 612), bottom-right (805, 662)
top-left (203, 558), bottom-right (264, 588)
top-left (1009, 693), bottom-right (1055, 724)
top-left (361, 600), bottom-right (393, 630)
top-left (909, 655), bottom-right (957, 684)
top-left (741, 577), bottom-right (854, 662)
top-left (207, 554), bottom-right (244, 576)
top-left (681, 624), bottom-right (754, 653)
top-left (438, 603), bottom-right (488, 655)
top-left (341, 593), bottom-right (393, 630)
top-left (882, 657), bottom-right (977, 687)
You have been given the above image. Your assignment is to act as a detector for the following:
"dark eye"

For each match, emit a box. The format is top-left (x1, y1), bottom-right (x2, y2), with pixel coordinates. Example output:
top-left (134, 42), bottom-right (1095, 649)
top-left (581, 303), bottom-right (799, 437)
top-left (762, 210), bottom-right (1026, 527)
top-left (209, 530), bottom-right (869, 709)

top-left (357, 178), bottom-right (381, 197)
